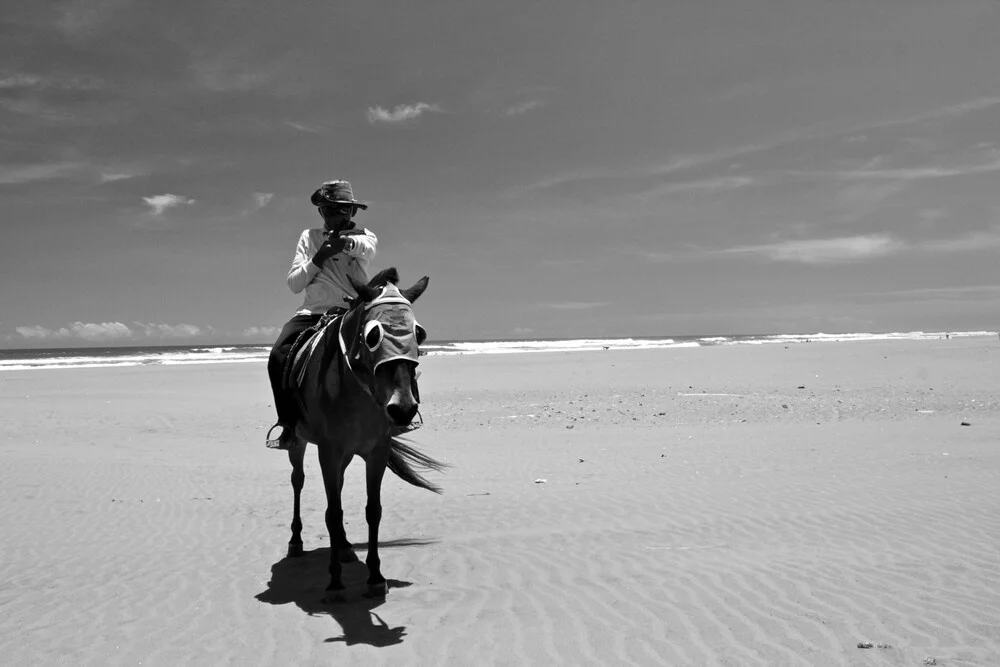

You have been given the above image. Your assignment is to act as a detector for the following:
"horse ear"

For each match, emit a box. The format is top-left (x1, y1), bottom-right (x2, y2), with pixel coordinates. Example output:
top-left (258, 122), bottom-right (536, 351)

top-left (367, 267), bottom-right (399, 288)
top-left (401, 276), bottom-right (429, 303)
top-left (348, 275), bottom-right (380, 302)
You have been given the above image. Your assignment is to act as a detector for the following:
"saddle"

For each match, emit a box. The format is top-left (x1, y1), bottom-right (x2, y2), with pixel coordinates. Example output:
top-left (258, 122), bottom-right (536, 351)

top-left (281, 307), bottom-right (346, 395)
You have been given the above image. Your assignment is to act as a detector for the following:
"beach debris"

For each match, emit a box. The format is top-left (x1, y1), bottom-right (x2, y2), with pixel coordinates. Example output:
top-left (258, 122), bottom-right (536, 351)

top-left (916, 409), bottom-right (934, 413)
top-left (797, 385), bottom-right (805, 389)
top-left (781, 404), bottom-right (789, 409)
top-left (534, 478), bottom-right (547, 484)
top-left (922, 657), bottom-right (937, 665)
top-left (960, 421), bottom-right (971, 426)
top-left (857, 641), bottom-right (873, 649)
top-left (566, 424), bottom-right (574, 429)
top-left (578, 458), bottom-right (585, 463)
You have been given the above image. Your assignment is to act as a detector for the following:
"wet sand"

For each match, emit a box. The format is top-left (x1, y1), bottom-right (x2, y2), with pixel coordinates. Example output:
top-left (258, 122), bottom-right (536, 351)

top-left (2, 337), bottom-right (999, 665)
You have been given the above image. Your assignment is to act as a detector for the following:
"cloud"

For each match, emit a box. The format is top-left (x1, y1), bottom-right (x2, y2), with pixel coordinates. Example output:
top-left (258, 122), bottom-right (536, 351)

top-left (649, 144), bottom-right (772, 177)
top-left (99, 170), bottom-right (142, 183)
top-left (722, 234), bottom-right (904, 264)
top-left (242, 325), bottom-right (280, 339)
top-left (834, 159), bottom-right (1000, 182)
top-left (504, 100), bottom-right (543, 116)
top-left (284, 121), bottom-right (320, 133)
top-left (646, 176), bottom-right (755, 198)
top-left (0, 74), bottom-right (44, 89)
top-left (366, 103), bottom-right (441, 124)
top-left (56, 0), bottom-right (130, 38)
top-left (131, 322), bottom-right (203, 339)
top-left (917, 227), bottom-right (1000, 254)
top-left (522, 139), bottom-right (785, 193)
top-left (0, 162), bottom-right (83, 185)
top-left (253, 192), bottom-right (273, 209)
top-left (14, 321), bottom-right (206, 344)
top-left (0, 73), bottom-right (106, 91)
top-left (859, 96), bottom-right (1000, 131)
top-left (142, 194), bottom-right (196, 216)
top-left (16, 322), bottom-right (133, 343)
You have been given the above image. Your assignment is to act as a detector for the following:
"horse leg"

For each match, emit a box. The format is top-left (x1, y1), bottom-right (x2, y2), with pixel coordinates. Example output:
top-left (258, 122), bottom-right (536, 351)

top-left (318, 447), bottom-right (347, 602)
top-left (364, 452), bottom-right (389, 598)
top-left (286, 438), bottom-right (306, 557)
top-left (336, 456), bottom-right (359, 563)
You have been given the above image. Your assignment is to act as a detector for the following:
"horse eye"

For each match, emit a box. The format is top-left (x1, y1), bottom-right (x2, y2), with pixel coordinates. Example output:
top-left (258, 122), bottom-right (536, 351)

top-left (363, 321), bottom-right (383, 351)
top-left (414, 322), bottom-right (427, 345)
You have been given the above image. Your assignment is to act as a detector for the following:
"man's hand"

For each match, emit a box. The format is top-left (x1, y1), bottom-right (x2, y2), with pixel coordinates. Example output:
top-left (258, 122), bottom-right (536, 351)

top-left (312, 235), bottom-right (350, 267)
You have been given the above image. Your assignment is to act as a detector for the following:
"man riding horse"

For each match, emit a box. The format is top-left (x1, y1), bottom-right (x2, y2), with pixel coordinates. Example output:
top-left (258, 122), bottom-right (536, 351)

top-left (266, 179), bottom-right (415, 450)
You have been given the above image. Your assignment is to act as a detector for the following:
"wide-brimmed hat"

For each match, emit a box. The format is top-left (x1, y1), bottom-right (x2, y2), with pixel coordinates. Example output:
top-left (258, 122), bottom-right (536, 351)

top-left (310, 180), bottom-right (369, 210)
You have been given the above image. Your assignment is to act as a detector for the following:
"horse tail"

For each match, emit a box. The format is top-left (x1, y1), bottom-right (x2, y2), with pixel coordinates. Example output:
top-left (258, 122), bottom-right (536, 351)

top-left (386, 436), bottom-right (447, 494)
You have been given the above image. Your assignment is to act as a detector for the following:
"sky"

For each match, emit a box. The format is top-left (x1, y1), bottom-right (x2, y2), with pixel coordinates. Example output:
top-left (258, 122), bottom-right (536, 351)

top-left (3, 0), bottom-right (1000, 348)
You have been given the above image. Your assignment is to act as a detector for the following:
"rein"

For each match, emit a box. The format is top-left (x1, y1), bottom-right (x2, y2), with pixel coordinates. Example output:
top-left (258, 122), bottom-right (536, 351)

top-left (335, 307), bottom-right (378, 400)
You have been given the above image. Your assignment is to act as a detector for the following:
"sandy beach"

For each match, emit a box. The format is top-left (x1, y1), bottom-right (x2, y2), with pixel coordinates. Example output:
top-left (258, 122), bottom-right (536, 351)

top-left (2, 337), bottom-right (999, 666)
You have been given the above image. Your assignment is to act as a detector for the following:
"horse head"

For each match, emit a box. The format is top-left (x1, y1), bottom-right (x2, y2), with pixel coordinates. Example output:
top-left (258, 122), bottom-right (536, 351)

top-left (344, 268), bottom-right (429, 431)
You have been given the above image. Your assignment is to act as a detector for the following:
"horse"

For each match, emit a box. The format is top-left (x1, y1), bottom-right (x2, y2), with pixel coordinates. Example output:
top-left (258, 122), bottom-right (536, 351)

top-left (281, 267), bottom-right (445, 601)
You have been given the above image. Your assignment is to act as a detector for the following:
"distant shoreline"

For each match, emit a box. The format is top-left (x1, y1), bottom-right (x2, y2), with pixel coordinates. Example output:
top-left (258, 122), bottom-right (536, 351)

top-left (1, 330), bottom-right (996, 371)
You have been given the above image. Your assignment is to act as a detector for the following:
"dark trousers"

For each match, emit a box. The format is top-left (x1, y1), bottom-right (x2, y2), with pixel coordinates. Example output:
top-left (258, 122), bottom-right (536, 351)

top-left (268, 313), bottom-right (323, 426)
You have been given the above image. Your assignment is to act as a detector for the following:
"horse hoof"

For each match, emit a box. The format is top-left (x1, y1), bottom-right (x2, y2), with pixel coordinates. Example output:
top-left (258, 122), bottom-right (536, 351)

top-left (365, 581), bottom-right (388, 598)
top-left (287, 543), bottom-right (303, 558)
top-left (324, 588), bottom-right (347, 604)
top-left (338, 547), bottom-right (359, 563)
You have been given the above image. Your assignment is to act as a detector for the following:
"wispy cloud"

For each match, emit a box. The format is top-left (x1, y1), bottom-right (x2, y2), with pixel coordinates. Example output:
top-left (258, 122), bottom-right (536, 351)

top-left (16, 322), bottom-right (133, 343)
top-left (523, 140), bottom-right (782, 193)
top-left (859, 96), bottom-right (1000, 131)
top-left (649, 144), bottom-right (772, 177)
top-left (0, 74), bottom-right (45, 89)
top-left (646, 176), bottom-right (755, 198)
top-left (721, 234), bottom-right (904, 264)
top-left (99, 169), bottom-right (142, 183)
top-left (0, 72), bottom-right (107, 91)
top-left (0, 162), bottom-right (82, 185)
top-left (505, 100), bottom-right (543, 116)
top-left (243, 325), bottom-right (279, 339)
top-left (131, 322), bottom-right (204, 339)
top-left (14, 321), bottom-right (205, 343)
top-left (56, 0), bottom-right (130, 38)
top-left (834, 159), bottom-right (1000, 181)
top-left (917, 227), bottom-right (1000, 254)
top-left (366, 102), bottom-right (441, 124)
top-left (285, 121), bottom-right (320, 133)
top-left (142, 194), bottom-right (195, 216)
top-left (253, 192), bottom-right (274, 209)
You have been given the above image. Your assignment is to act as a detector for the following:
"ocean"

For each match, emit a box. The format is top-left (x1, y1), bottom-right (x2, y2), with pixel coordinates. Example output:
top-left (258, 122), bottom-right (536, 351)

top-left (0, 330), bottom-right (994, 371)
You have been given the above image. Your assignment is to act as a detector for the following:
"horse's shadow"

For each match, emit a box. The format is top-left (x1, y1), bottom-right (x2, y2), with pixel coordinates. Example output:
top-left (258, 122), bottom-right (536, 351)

top-left (255, 538), bottom-right (436, 647)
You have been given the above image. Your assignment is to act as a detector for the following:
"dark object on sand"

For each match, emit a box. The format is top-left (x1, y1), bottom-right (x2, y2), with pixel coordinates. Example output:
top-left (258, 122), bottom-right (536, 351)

top-left (961, 421), bottom-right (971, 426)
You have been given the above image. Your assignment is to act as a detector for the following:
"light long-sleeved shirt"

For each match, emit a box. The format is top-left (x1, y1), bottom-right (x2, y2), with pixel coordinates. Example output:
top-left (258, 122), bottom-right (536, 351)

top-left (286, 227), bottom-right (378, 315)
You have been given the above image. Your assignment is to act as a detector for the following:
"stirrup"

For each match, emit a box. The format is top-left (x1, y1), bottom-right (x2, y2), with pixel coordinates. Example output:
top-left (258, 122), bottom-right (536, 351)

top-left (265, 423), bottom-right (292, 450)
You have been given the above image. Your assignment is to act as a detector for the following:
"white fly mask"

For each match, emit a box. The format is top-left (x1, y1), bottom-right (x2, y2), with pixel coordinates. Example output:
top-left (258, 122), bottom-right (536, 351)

top-left (361, 283), bottom-right (425, 373)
